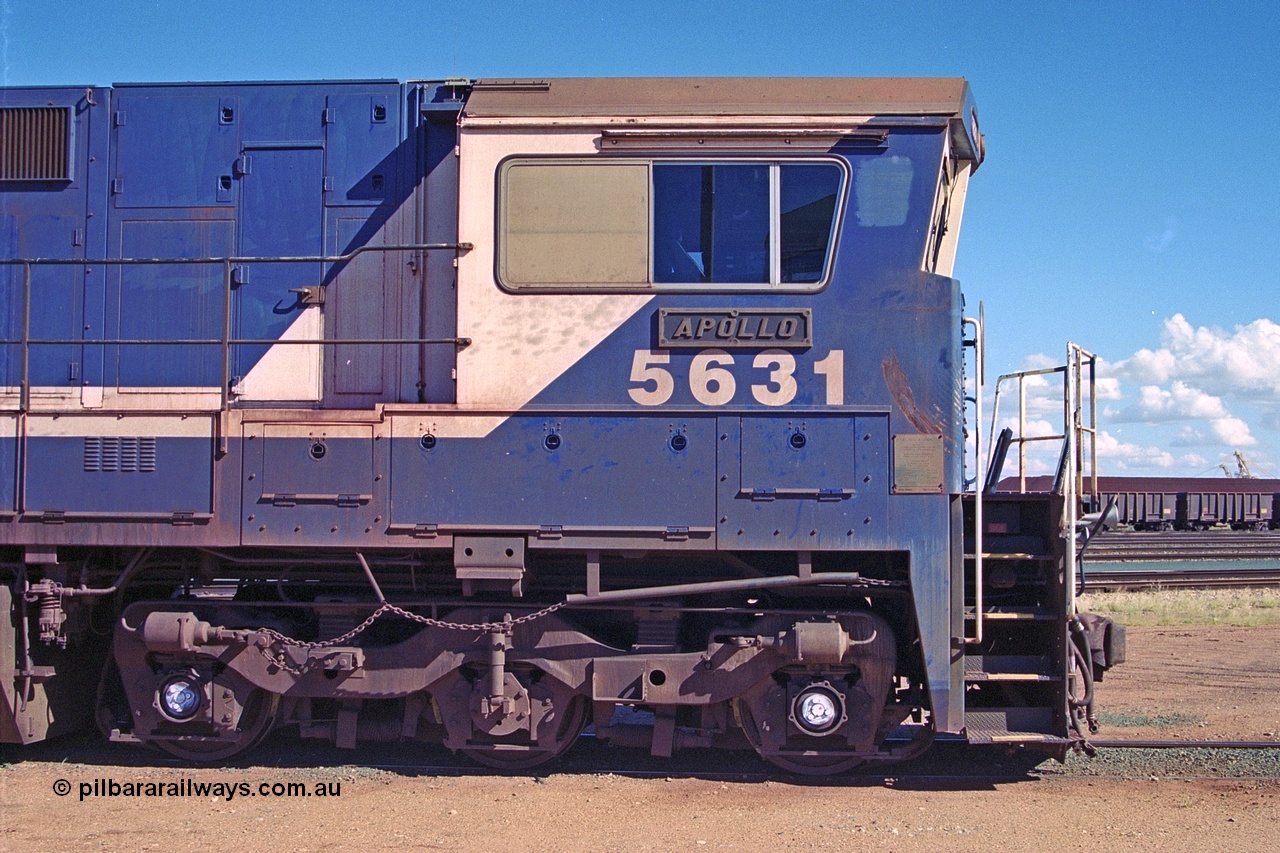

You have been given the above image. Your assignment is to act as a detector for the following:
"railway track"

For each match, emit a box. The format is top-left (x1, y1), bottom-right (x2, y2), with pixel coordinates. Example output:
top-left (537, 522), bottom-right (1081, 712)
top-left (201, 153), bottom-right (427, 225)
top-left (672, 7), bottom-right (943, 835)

top-left (1078, 530), bottom-right (1280, 589)
top-left (1084, 530), bottom-right (1280, 561)
top-left (1080, 565), bottom-right (1280, 590)
top-left (15, 734), bottom-right (1277, 784)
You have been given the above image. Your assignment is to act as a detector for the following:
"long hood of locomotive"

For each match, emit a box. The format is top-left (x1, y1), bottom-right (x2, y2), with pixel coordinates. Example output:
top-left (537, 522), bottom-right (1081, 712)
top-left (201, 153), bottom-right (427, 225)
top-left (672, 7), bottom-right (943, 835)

top-left (0, 91), bottom-right (968, 555)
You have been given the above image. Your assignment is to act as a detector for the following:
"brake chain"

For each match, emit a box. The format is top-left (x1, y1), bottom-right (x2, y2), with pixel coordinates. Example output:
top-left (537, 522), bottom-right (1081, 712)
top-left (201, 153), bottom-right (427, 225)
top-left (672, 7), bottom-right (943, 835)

top-left (252, 601), bottom-right (569, 674)
top-left (250, 575), bottom-right (904, 674)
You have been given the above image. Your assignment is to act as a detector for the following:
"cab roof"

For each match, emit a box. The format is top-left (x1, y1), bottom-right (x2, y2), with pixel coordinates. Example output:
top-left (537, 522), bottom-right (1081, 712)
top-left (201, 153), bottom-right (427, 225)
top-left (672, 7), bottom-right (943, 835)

top-left (464, 77), bottom-right (973, 118)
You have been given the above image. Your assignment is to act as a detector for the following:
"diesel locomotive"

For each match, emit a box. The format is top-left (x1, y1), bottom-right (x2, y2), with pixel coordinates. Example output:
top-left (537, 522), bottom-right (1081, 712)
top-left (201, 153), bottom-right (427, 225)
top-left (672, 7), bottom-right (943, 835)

top-left (0, 77), bottom-right (1121, 772)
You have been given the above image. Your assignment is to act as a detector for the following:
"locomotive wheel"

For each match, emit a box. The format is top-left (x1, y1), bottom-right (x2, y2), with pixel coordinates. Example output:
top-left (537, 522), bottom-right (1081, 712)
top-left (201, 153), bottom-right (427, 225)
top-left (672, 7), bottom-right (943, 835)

top-left (460, 693), bottom-right (589, 770)
top-left (152, 688), bottom-right (279, 763)
top-left (735, 698), bottom-right (865, 776)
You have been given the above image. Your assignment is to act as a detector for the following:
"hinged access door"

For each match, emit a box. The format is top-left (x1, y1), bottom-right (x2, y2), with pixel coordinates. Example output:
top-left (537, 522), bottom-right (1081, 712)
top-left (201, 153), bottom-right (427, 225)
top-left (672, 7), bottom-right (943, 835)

top-left (232, 146), bottom-right (324, 401)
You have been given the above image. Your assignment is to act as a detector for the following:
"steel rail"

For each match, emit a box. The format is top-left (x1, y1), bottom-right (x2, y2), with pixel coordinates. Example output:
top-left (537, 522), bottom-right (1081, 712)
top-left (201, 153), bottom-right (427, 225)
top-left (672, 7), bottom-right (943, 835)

top-left (1091, 740), bottom-right (1280, 749)
top-left (1083, 567), bottom-right (1280, 590)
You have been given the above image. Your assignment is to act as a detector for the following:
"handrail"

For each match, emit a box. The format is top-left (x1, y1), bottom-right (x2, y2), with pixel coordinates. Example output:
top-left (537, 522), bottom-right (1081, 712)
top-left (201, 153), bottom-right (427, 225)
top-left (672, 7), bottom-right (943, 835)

top-left (986, 364), bottom-right (1066, 493)
top-left (1065, 342), bottom-right (1098, 616)
top-left (0, 243), bottom-right (471, 414)
top-left (962, 310), bottom-right (983, 644)
top-left (982, 343), bottom-right (1098, 617)
top-left (0, 243), bottom-right (470, 267)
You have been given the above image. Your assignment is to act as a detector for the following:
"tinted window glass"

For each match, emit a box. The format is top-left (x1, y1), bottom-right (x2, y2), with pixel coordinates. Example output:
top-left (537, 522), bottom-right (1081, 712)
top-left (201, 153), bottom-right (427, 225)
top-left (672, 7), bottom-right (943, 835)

top-left (501, 161), bottom-right (650, 287)
top-left (653, 164), bottom-right (769, 283)
top-left (780, 164), bottom-right (841, 283)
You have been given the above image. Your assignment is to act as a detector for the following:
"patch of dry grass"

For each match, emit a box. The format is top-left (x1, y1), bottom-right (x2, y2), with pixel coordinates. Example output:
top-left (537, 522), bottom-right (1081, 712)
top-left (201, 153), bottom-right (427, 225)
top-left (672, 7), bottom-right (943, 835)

top-left (1077, 587), bottom-right (1280, 627)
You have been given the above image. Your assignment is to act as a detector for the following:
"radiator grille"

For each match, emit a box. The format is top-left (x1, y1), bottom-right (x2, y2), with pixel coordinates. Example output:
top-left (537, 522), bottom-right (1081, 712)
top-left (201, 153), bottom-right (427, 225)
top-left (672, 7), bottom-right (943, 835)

top-left (0, 107), bottom-right (70, 181)
top-left (84, 437), bottom-right (157, 473)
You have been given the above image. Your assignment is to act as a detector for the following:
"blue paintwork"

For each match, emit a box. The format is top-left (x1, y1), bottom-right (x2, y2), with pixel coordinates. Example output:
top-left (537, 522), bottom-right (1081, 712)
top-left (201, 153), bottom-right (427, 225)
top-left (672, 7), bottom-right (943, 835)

top-left (96, 82), bottom-right (406, 387)
top-left (390, 416), bottom-right (718, 533)
top-left (0, 87), bottom-right (108, 388)
top-left (0, 78), bottom-right (978, 735)
top-left (723, 414), bottom-right (889, 550)
top-left (0, 432), bottom-right (15, 514)
top-left (23, 435), bottom-right (213, 516)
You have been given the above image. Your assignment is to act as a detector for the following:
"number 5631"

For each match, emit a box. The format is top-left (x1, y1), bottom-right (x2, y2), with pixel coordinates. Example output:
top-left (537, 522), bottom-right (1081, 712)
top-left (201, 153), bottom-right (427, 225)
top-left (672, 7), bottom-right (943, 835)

top-left (627, 349), bottom-right (844, 407)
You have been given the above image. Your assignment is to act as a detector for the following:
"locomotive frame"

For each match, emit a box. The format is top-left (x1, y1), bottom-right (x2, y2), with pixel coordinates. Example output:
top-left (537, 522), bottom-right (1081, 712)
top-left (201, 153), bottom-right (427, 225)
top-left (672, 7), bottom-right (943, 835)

top-left (0, 77), bottom-right (1119, 772)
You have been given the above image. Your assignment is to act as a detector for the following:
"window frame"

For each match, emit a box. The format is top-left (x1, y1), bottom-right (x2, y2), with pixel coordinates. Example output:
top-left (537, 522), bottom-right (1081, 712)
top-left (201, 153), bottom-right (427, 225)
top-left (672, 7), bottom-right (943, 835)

top-left (495, 154), bottom-right (849, 294)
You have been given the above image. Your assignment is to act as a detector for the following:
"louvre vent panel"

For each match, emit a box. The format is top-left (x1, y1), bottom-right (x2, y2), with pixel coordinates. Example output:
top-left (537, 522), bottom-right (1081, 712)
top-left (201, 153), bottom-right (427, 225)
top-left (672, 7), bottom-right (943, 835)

top-left (83, 437), bottom-right (157, 473)
top-left (0, 107), bottom-right (71, 181)
top-left (83, 437), bottom-right (102, 472)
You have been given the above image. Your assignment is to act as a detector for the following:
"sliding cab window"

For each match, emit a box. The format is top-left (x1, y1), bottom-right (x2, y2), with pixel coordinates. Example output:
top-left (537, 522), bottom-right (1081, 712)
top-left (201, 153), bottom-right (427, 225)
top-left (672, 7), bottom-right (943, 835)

top-left (497, 158), bottom-right (844, 290)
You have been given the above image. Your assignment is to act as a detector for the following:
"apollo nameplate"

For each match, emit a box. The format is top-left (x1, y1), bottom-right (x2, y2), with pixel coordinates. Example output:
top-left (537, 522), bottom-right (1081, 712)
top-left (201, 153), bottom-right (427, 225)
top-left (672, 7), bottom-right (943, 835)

top-left (658, 308), bottom-right (812, 349)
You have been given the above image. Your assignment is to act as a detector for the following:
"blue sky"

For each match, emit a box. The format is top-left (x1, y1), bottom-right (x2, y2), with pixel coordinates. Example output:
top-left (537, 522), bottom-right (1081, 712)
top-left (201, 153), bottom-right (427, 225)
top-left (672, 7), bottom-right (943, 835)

top-left (4, 1), bottom-right (1278, 477)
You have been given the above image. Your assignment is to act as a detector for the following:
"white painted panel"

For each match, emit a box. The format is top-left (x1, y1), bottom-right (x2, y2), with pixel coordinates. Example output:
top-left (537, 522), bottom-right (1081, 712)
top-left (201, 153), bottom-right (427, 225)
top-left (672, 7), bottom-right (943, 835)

top-left (232, 306), bottom-right (323, 402)
top-left (25, 413), bottom-right (214, 438)
top-left (390, 413), bottom-right (509, 440)
top-left (456, 128), bottom-right (651, 410)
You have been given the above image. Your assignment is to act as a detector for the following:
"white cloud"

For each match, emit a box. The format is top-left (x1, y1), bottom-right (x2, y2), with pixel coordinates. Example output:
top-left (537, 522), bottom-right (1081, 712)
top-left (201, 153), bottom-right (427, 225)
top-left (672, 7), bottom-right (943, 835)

top-left (1115, 314), bottom-right (1280, 399)
top-left (995, 416), bottom-right (1057, 439)
top-left (1094, 376), bottom-right (1123, 401)
top-left (1121, 381), bottom-right (1228, 422)
top-left (1120, 347), bottom-right (1177, 384)
top-left (988, 317), bottom-right (1278, 476)
top-left (1171, 425), bottom-right (1206, 447)
top-left (1209, 416), bottom-right (1257, 447)
top-left (1094, 430), bottom-right (1176, 470)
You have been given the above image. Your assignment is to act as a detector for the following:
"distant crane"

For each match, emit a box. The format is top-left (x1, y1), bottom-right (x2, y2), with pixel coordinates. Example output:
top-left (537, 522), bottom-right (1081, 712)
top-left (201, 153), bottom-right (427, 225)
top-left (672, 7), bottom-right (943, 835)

top-left (1219, 451), bottom-right (1258, 479)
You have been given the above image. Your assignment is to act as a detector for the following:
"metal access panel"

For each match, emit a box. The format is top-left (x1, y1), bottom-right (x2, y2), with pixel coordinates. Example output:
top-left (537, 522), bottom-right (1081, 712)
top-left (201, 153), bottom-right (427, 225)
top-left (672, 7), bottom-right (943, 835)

top-left (323, 89), bottom-right (402, 206)
top-left (110, 218), bottom-right (234, 388)
top-left (719, 414), bottom-right (889, 550)
top-left (110, 89), bottom-right (239, 209)
top-left (234, 146), bottom-right (323, 386)
top-left (22, 415), bottom-right (214, 518)
top-left (326, 216), bottom-right (389, 401)
top-left (0, 415), bottom-right (16, 514)
top-left (0, 90), bottom-right (100, 390)
top-left (390, 414), bottom-right (717, 539)
top-left (243, 422), bottom-right (386, 546)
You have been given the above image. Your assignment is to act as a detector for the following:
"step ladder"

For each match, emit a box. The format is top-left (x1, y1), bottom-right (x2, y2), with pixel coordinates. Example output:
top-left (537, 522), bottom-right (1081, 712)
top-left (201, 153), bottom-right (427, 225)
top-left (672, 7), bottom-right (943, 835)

top-left (960, 341), bottom-right (1098, 747)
